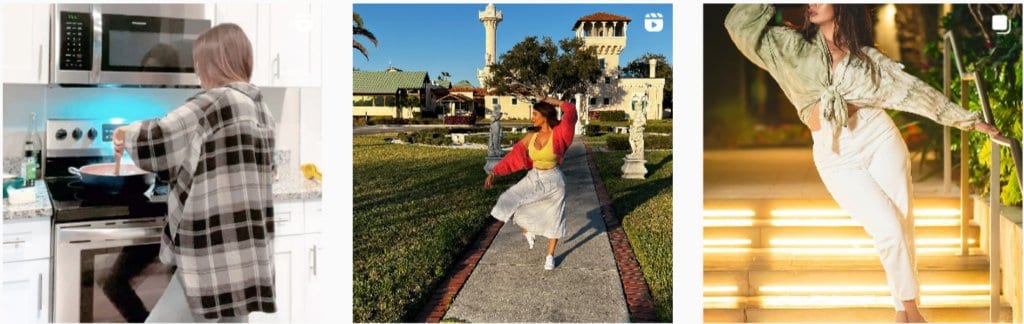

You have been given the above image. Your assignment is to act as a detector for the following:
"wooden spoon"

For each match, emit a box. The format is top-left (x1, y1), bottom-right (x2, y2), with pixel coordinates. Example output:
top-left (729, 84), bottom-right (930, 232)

top-left (114, 151), bottom-right (122, 176)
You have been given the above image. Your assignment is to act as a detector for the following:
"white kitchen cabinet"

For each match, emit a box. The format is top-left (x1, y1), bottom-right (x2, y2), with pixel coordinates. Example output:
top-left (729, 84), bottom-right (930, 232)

top-left (249, 198), bottom-right (321, 323)
top-left (3, 217), bottom-right (52, 323)
top-left (2, 4), bottom-right (50, 84)
top-left (212, 3), bottom-right (270, 87)
top-left (249, 234), bottom-right (306, 323)
top-left (272, 200), bottom-right (306, 237)
top-left (304, 233), bottom-right (323, 322)
top-left (262, 2), bottom-right (321, 87)
top-left (211, 3), bottom-right (321, 88)
top-left (2, 258), bottom-right (51, 324)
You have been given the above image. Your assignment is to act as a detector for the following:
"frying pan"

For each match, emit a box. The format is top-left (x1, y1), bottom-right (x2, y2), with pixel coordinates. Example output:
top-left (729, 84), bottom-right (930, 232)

top-left (68, 163), bottom-right (156, 196)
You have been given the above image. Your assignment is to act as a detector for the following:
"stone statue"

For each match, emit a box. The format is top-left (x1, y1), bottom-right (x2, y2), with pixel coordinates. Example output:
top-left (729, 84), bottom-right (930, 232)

top-left (488, 104), bottom-right (503, 157)
top-left (484, 104), bottom-right (504, 173)
top-left (621, 94), bottom-right (648, 179)
top-left (628, 94), bottom-right (648, 159)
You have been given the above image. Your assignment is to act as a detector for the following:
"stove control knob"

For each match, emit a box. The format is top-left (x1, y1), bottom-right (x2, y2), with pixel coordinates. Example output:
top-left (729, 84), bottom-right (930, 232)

top-left (87, 127), bottom-right (98, 140)
top-left (55, 129), bottom-right (68, 140)
top-left (72, 127), bottom-right (83, 140)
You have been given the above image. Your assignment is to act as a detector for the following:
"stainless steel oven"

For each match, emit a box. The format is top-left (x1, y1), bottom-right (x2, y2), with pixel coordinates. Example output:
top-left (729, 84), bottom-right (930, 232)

top-left (51, 4), bottom-right (210, 87)
top-left (53, 217), bottom-right (174, 323)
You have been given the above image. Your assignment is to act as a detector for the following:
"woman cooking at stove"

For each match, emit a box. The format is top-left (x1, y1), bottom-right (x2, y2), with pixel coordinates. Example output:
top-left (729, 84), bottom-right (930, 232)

top-left (112, 23), bottom-right (277, 323)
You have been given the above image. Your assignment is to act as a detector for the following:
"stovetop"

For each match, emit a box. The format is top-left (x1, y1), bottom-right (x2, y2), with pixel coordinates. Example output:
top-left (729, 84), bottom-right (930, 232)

top-left (45, 176), bottom-right (169, 223)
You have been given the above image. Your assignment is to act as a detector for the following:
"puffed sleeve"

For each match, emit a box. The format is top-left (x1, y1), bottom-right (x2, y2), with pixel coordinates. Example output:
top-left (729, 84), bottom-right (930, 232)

top-left (724, 4), bottom-right (805, 72)
top-left (867, 48), bottom-right (982, 131)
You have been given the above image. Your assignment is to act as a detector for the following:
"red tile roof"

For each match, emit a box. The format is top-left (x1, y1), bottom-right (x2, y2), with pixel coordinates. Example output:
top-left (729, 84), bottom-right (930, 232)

top-left (573, 12), bottom-right (632, 29)
top-left (578, 12), bottom-right (632, 22)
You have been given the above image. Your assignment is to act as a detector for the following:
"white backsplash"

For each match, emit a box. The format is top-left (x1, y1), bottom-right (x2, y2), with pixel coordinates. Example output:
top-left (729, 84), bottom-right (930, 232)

top-left (2, 84), bottom-right (316, 178)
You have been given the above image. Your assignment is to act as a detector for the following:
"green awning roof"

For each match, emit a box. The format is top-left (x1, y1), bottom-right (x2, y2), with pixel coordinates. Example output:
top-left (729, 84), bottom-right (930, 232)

top-left (353, 71), bottom-right (429, 93)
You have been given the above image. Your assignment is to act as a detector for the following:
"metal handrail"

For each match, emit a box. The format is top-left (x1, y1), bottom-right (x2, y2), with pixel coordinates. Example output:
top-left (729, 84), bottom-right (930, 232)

top-left (943, 31), bottom-right (1023, 323)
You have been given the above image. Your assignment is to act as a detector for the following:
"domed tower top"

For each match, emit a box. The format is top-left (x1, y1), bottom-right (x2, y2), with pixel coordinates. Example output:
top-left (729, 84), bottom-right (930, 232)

top-left (573, 12), bottom-right (631, 75)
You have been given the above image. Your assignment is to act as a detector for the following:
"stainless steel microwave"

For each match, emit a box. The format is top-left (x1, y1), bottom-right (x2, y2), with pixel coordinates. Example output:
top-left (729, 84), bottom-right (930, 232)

top-left (50, 4), bottom-right (210, 87)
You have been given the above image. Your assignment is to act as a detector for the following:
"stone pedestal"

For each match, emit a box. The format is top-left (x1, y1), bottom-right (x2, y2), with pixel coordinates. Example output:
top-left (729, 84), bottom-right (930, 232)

top-left (484, 156), bottom-right (503, 174)
top-left (621, 157), bottom-right (647, 179)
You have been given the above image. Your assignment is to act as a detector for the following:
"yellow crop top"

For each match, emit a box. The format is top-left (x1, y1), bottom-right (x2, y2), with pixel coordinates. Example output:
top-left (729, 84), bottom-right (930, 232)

top-left (528, 132), bottom-right (557, 170)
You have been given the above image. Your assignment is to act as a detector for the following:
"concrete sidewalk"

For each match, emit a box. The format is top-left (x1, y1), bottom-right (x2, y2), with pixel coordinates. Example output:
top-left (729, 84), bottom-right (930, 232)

top-left (443, 139), bottom-right (629, 322)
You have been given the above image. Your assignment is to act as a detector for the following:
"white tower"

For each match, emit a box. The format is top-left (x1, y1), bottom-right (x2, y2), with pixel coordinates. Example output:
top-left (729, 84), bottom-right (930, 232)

top-left (573, 12), bottom-right (631, 76)
top-left (477, 4), bottom-right (503, 88)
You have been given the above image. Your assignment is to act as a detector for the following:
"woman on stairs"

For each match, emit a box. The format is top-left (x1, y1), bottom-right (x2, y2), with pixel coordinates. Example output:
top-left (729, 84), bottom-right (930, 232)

top-left (725, 4), bottom-right (1001, 323)
top-left (485, 97), bottom-right (577, 271)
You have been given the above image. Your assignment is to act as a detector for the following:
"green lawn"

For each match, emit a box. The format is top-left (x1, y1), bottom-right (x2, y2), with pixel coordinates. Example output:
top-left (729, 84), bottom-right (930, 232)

top-left (592, 150), bottom-right (673, 322)
top-left (353, 134), bottom-right (521, 322)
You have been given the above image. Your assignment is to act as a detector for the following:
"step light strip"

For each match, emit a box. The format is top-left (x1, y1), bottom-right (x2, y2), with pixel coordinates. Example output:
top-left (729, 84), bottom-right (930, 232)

top-left (704, 239), bottom-right (753, 247)
top-left (703, 247), bottom-right (969, 255)
top-left (757, 295), bottom-right (990, 309)
top-left (702, 208), bottom-right (961, 219)
top-left (767, 238), bottom-right (976, 248)
top-left (758, 284), bottom-right (990, 294)
top-left (703, 285), bottom-right (739, 293)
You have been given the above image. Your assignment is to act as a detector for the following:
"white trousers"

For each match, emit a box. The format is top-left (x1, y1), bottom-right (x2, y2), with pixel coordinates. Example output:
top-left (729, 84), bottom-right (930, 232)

top-left (145, 269), bottom-right (249, 323)
top-left (491, 167), bottom-right (567, 239)
top-left (811, 107), bottom-right (920, 311)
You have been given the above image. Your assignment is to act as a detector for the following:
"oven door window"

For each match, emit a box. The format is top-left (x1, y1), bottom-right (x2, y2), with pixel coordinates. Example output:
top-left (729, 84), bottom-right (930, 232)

top-left (101, 14), bottom-right (209, 73)
top-left (80, 243), bottom-right (175, 322)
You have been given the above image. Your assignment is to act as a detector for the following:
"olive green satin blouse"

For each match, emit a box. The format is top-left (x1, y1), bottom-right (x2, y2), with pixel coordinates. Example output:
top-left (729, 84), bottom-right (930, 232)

top-left (725, 4), bottom-right (982, 153)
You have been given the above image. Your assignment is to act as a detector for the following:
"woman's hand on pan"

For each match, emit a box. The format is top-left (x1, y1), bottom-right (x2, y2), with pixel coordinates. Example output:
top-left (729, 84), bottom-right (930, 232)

top-left (112, 127), bottom-right (127, 155)
top-left (973, 122), bottom-right (1001, 137)
top-left (484, 174), bottom-right (495, 190)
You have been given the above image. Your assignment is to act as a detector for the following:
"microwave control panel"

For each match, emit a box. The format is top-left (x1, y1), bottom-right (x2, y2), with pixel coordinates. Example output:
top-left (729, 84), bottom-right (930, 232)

top-left (59, 11), bottom-right (92, 71)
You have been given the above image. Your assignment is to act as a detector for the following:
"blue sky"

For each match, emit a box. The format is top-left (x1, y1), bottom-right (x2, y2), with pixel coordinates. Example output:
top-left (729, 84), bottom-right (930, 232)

top-left (353, 3), bottom-right (673, 87)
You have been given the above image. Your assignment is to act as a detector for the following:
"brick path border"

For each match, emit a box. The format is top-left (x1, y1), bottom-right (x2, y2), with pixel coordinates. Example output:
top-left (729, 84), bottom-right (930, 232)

top-left (584, 144), bottom-right (659, 322)
top-left (415, 218), bottom-right (504, 322)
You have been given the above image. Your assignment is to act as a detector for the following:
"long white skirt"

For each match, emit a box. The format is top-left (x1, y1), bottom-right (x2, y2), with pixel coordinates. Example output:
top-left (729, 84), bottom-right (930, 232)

top-left (491, 167), bottom-right (567, 239)
top-left (811, 106), bottom-right (920, 311)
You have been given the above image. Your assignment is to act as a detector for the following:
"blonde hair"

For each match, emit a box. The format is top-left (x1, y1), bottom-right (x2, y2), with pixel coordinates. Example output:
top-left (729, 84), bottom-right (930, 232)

top-left (193, 23), bottom-right (253, 89)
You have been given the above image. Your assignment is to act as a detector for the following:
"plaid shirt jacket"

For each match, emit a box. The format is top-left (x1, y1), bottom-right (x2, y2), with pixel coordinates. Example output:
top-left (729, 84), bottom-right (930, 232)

top-left (123, 82), bottom-right (277, 319)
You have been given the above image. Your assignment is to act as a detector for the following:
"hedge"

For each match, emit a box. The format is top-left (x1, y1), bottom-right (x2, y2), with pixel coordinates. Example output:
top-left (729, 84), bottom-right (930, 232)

top-left (605, 134), bottom-right (672, 151)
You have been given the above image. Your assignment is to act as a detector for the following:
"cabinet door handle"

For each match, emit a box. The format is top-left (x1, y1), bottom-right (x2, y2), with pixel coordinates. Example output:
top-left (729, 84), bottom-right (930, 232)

top-left (3, 239), bottom-right (26, 245)
top-left (37, 272), bottom-right (43, 313)
top-left (37, 44), bottom-right (43, 82)
top-left (274, 54), bottom-right (281, 80)
top-left (310, 244), bottom-right (317, 276)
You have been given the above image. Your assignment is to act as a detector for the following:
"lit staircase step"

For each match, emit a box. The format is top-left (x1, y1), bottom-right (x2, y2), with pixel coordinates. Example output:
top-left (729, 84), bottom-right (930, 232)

top-left (705, 270), bottom-right (990, 297)
top-left (704, 248), bottom-right (989, 272)
top-left (705, 306), bottom-right (1012, 323)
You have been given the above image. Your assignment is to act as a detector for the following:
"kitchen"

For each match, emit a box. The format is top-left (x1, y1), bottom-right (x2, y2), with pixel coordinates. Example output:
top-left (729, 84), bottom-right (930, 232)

top-left (2, 3), bottom-right (323, 323)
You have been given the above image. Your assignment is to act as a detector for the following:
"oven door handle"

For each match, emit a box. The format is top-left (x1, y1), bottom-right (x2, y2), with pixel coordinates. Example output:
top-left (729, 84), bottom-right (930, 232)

top-left (60, 226), bottom-right (164, 242)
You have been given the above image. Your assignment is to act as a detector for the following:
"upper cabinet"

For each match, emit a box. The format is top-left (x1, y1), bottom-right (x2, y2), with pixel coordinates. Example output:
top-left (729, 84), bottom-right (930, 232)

top-left (2, 4), bottom-right (50, 84)
top-left (214, 3), bottom-right (321, 88)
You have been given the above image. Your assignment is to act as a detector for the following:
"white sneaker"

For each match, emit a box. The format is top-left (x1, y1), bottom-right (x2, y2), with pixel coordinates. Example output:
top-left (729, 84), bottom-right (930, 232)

top-left (523, 232), bottom-right (535, 249)
top-left (544, 255), bottom-right (556, 270)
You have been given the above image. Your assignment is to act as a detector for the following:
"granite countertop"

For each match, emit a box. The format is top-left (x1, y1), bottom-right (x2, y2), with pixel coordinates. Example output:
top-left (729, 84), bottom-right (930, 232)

top-left (3, 182), bottom-right (53, 221)
top-left (273, 175), bottom-right (322, 201)
top-left (2, 175), bottom-right (320, 220)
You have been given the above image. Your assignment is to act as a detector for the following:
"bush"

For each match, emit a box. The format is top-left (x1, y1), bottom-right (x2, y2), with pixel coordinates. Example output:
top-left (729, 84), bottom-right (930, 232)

top-left (398, 129), bottom-right (452, 146)
top-left (606, 135), bottom-right (630, 150)
top-left (646, 123), bottom-right (672, 134)
top-left (605, 134), bottom-right (672, 151)
top-left (444, 115), bottom-right (476, 125)
top-left (367, 116), bottom-right (409, 125)
top-left (646, 135), bottom-right (672, 150)
top-left (585, 124), bottom-right (603, 136)
top-left (591, 110), bottom-right (627, 121)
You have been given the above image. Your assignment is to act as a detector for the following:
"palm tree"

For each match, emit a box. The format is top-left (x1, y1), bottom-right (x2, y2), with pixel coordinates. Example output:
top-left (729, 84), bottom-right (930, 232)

top-left (353, 13), bottom-right (378, 60)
